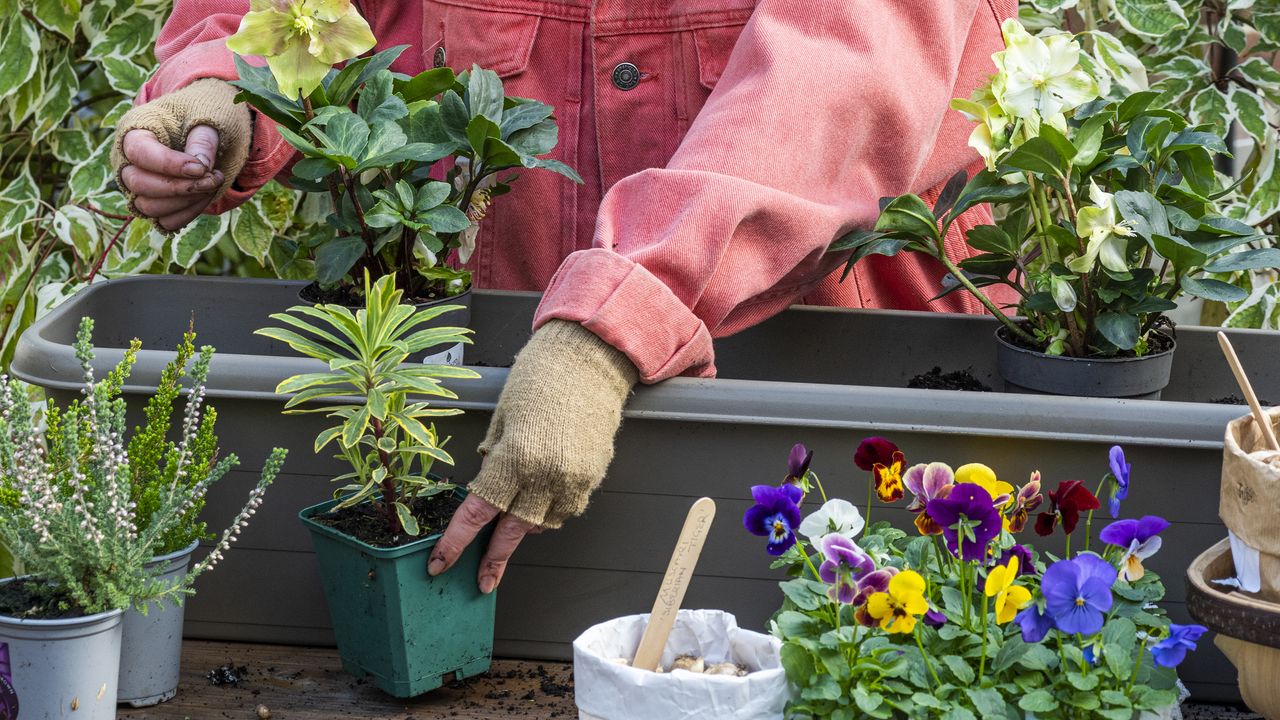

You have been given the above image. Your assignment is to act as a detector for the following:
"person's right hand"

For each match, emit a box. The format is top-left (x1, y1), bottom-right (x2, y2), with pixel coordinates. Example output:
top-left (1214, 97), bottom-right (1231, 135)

top-left (119, 127), bottom-right (224, 232)
top-left (110, 78), bottom-right (253, 231)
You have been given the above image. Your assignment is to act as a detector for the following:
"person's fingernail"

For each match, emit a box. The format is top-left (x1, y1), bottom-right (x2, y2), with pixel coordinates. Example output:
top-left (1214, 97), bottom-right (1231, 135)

top-left (181, 161), bottom-right (205, 177)
top-left (427, 557), bottom-right (445, 576)
top-left (195, 176), bottom-right (218, 190)
top-left (195, 154), bottom-right (212, 170)
top-left (479, 575), bottom-right (496, 594)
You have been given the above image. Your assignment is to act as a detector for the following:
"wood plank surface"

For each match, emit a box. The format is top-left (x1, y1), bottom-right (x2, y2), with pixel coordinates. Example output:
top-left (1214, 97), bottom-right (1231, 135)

top-left (117, 641), bottom-right (576, 720)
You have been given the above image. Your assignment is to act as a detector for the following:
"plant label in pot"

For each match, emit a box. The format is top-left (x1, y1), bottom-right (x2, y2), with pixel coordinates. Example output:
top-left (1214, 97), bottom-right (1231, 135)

top-left (573, 609), bottom-right (790, 720)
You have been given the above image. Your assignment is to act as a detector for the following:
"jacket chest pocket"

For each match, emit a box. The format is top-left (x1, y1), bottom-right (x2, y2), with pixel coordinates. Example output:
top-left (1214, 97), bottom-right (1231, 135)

top-left (421, 0), bottom-right (542, 81)
top-left (678, 21), bottom-right (747, 130)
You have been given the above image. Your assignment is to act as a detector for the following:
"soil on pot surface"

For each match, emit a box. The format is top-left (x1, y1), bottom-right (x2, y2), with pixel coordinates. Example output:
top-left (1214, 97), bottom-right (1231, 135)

top-left (908, 367), bottom-right (992, 392)
top-left (300, 282), bottom-right (460, 307)
top-left (313, 491), bottom-right (465, 548)
top-left (997, 324), bottom-right (1175, 358)
top-left (0, 577), bottom-right (87, 620)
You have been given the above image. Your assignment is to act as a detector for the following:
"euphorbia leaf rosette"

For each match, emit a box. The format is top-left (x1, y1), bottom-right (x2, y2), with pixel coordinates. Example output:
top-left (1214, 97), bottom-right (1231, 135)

top-left (1041, 554), bottom-right (1116, 636)
top-left (1151, 624), bottom-right (1207, 668)
top-left (904, 462), bottom-right (953, 535)
top-left (926, 483), bottom-right (1001, 562)
top-left (743, 484), bottom-right (803, 556)
top-left (227, 0), bottom-right (377, 100)
top-left (818, 534), bottom-right (873, 604)
top-left (1035, 479), bottom-right (1100, 537)
top-left (865, 570), bottom-right (929, 634)
top-left (1100, 515), bottom-right (1169, 582)
top-left (798, 498), bottom-right (864, 543)
top-left (990, 18), bottom-right (1099, 132)
top-left (1108, 445), bottom-right (1131, 519)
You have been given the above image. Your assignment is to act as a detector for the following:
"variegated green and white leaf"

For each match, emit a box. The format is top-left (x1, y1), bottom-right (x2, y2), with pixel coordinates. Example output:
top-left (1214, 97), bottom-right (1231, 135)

top-left (1189, 86), bottom-right (1231, 138)
top-left (1155, 56), bottom-right (1211, 80)
top-left (67, 136), bottom-right (115, 199)
top-left (1112, 0), bottom-right (1189, 38)
top-left (52, 205), bottom-right (100, 260)
top-left (1244, 145), bottom-right (1280, 226)
top-left (231, 198), bottom-right (274, 261)
top-left (102, 56), bottom-right (150, 95)
top-left (0, 16), bottom-right (40, 102)
top-left (31, 0), bottom-right (81, 38)
top-left (6, 55), bottom-right (45, 128)
top-left (1225, 282), bottom-right (1278, 329)
top-left (50, 128), bottom-right (93, 164)
top-left (1089, 30), bottom-right (1148, 94)
top-left (33, 56), bottom-right (77, 140)
top-left (1236, 57), bottom-right (1280, 94)
top-left (86, 10), bottom-right (157, 62)
top-left (170, 213), bottom-right (229, 269)
top-left (1227, 85), bottom-right (1272, 145)
top-left (1255, 13), bottom-right (1280, 47)
top-left (100, 97), bottom-right (133, 127)
top-left (0, 170), bottom-right (38, 228)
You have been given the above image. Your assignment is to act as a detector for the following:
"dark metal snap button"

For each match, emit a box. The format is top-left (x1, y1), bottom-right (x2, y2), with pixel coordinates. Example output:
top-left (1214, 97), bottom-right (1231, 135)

top-left (612, 62), bottom-right (640, 91)
top-left (433, 46), bottom-right (447, 68)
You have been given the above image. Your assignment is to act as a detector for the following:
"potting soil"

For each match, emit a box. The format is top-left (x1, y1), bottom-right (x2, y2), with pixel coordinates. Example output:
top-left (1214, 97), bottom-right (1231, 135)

top-left (312, 491), bottom-right (464, 547)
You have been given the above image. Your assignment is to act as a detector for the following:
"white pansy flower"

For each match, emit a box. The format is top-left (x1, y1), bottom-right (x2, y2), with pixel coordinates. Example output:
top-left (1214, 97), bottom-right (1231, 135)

top-left (799, 498), bottom-right (865, 542)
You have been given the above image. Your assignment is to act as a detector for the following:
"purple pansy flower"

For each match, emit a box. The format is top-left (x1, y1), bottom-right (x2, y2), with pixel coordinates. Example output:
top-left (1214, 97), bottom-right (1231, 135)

top-left (926, 483), bottom-right (1001, 562)
top-left (924, 609), bottom-right (948, 628)
top-left (1109, 445), bottom-right (1131, 519)
top-left (1014, 605), bottom-right (1054, 643)
top-left (1150, 624), bottom-right (1207, 668)
top-left (1041, 554), bottom-right (1117, 636)
top-left (1100, 515), bottom-right (1170, 582)
top-left (744, 484), bottom-right (804, 556)
top-left (999, 544), bottom-right (1036, 575)
top-left (785, 443), bottom-right (814, 486)
top-left (818, 534), bottom-right (874, 604)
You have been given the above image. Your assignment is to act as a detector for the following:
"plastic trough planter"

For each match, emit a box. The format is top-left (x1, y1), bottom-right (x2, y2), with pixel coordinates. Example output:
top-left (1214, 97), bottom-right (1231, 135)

top-left (299, 495), bottom-right (496, 697)
top-left (117, 540), bottom-right (199, 708)
top-left (14, 275), bottom-right (1280, 703)
top-left (0, 578), bottom-right (122, 719)
top-left (1187, 538), bottom-right (1280, 717)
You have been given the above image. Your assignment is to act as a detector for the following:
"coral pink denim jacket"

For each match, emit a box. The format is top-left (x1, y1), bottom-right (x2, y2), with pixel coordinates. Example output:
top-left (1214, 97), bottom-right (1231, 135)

top-left (143, 0), bottom-right (1016, 383)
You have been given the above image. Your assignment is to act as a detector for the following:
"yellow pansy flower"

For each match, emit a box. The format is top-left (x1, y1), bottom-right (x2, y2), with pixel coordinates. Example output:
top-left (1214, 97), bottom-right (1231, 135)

top-left (866, 570), bottom-right (929, 634)
top-left (955, 463), bottom-right (1013, 509)
top-left (984, 556), bottom-right (1033, 624)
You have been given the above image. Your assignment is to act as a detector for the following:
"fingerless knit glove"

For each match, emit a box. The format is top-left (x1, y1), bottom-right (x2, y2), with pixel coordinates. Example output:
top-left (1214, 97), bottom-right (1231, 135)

top-left (469, 320), bottom-right (638, 528)
top-left (111, 79), bottom-right (252, 211)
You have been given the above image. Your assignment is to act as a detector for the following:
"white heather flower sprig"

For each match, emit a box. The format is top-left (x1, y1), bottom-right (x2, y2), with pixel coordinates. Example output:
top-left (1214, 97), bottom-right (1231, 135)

top-left (0, 318), bottom-right (287, 617)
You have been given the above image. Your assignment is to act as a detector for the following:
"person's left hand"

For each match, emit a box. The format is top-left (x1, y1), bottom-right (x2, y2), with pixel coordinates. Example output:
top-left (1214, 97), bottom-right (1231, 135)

top-left (427, 494), bottom-right (541, 594)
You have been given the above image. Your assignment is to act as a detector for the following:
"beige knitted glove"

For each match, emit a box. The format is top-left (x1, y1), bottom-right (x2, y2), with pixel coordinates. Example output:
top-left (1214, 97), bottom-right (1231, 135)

top-left (469, 320), bottom-right (639, 529)
top-left (111, 79), bottom-right (252, 212)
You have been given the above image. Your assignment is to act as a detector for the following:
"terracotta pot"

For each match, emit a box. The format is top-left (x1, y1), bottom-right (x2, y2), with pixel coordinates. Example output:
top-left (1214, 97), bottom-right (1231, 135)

top-left (1186, 539), bottom-right (1280, 717)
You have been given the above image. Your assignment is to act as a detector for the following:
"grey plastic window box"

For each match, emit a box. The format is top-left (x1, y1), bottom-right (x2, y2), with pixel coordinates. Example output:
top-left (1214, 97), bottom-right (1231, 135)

top-left (13, 275), bottom-right (1276, 703)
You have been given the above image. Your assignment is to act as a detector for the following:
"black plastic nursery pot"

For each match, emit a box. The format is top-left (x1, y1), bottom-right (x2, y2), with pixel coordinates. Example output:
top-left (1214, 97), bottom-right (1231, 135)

top-left (995, 327), bottom-right (1176, 399)
top-left (14, 275), bottom-right (1280, 703)
top-left (299, 494), bottom-right (495, 698)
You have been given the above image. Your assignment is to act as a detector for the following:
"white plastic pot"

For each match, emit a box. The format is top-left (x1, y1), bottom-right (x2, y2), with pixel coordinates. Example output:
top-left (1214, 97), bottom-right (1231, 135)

top-left (117, 540), bottom-right (198, 707)
top-left (0, 582), bottom-right (123, 719)
top-left (573, 609), bottom-right (790, 720)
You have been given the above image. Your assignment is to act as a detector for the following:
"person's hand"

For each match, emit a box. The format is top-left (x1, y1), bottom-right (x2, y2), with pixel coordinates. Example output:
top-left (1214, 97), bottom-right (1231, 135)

top-left (111, 79), bottom-right (252, 231)
top-left (119, 127), bottom-right (224, 231)
top-left (427, 320), bottom-right (639, 593)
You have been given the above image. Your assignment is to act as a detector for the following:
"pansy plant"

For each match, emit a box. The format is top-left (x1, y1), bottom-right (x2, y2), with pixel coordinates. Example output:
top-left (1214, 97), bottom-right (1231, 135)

top-left (749, 441), bottom-right (1201, 719)
top-left (833, 18), bottom-right (1279, 359)
top-left (226, 0), bottom-right (581, 302)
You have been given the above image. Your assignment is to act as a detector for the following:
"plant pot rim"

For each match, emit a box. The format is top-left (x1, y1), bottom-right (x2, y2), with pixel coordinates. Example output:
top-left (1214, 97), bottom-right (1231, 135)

top-left (299, 491), bottom-right (466, 559)
top-left (1186, 538), bottom-right (1280, 649)
top-left (146, 538), bottom-right (200, 567)
top-left (994, 325), bottom-right (1177, 364)
top-left (0, 576), bottom-right (124, 628)
top-left (298, 283), bottom-right (472, 310)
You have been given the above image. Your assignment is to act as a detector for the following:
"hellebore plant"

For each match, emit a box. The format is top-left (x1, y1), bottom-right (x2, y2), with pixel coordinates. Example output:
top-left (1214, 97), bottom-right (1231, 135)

top-left (748, 441), bottom-right (1201, 719)
top-left (833, 17), bottom-right (1279, 359)
top-left (226, 0), bottom-right (581, 302)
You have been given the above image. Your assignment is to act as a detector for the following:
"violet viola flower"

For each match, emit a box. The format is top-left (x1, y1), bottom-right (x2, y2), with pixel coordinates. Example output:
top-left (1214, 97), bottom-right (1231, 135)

top-left (1150, 624), bottom-right (1208, 668)
top-left (903, 462), bottom-right (954, 536)
top-left (1108, 445), bottom-right (1131, 519)
top-left (743, 484), bottom-right (803, 556)
top-left (1014, 605), bottom-right (1054, 643)
top-left (926, 483), bottom-right (1001, 562)
top-left (818, 534), bottom-right (874, 604)
top-left (924, 608), bottom-right (948, 628)
top-left (1041, 554), bottom-right (1117, 636)
top-left (999, 544), bottom-right (1035, 575)
top-left (854, 437), bottom-right (898, 472)
top-left (785, 442), bottom-right (814, 487)
top-left (1100, 515), bottom-right (1169, 582)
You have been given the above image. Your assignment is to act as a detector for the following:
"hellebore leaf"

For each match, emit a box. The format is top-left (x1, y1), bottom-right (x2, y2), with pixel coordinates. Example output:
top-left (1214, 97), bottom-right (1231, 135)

top-left (874, 194), bottom-right (940, 241)
top-left (1180, 276), bottom-right (1248, 302)
top-left (1096, 311), bottom-right (1140, 350)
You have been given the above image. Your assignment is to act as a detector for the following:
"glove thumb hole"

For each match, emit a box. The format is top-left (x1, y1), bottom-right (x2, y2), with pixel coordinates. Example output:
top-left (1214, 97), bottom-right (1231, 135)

top-left (477, 411), bottom-right (506, 457)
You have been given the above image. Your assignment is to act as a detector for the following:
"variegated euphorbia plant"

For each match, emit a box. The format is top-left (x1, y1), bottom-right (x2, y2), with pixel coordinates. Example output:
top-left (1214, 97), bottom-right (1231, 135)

top-left (836, 18), bottom-right (1278, 359)
top-left (226, 0), bottom-right (582, 302)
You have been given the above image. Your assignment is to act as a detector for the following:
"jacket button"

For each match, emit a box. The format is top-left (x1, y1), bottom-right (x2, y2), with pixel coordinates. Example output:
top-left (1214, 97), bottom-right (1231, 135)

top-left (434, 46), bottom-right (447, 68)
top-left (612, 62), bottom-right (640, 91)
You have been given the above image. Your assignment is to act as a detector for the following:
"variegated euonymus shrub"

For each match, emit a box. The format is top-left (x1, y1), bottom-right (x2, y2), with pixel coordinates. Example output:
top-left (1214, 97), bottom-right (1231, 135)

top-left (1020, 0), bottom-right (1280, 328)
top-left (0, 0), bottom-right (332, 371)
top-left (0, 317), bottom-right (287, 616)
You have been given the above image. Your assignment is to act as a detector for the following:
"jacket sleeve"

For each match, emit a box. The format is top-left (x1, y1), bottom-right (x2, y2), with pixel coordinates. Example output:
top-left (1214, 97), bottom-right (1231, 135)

top-left (533, 0), bottom-right (1002, 383)
top-left (137, 0), bottom-right (295, 213)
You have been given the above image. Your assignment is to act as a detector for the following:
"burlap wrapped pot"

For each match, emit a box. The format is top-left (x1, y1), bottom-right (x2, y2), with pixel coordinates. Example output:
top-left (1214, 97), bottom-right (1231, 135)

top-left (1221, 408), bottom-right (1280, 603)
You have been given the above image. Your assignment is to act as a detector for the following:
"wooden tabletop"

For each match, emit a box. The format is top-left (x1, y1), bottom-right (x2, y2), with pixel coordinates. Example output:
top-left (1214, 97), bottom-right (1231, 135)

top-left (117, 641), bottom-right (577, 720)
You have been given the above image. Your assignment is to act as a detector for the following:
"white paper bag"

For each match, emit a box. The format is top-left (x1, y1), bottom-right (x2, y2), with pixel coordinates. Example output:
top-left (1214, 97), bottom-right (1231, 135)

top-left (573, 609), bottom-right (791, 720)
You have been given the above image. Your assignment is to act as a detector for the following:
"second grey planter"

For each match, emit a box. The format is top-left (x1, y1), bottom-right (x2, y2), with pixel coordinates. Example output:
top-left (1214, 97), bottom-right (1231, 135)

top-left (996, 327), bottom-right (1176, 399)
top-left (0, 583), bottom-right (123, 719)
top-left (117, 540), bottom-right (198, 708)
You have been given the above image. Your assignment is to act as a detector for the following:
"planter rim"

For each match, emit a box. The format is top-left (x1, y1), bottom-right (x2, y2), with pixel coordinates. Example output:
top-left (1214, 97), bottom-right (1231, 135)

top-left (0, 577), bottom-right (123, 629)
top-left (145, 538), bottom-right (200, 569)
top-left (994, 325), bottom-right (1177, 364)
top-left (299, 496), bottom-right (454, 559)
top-left (299, 284), bottom-right (472, 310)
top-left (1186, 538), bottom-right (1280, 649)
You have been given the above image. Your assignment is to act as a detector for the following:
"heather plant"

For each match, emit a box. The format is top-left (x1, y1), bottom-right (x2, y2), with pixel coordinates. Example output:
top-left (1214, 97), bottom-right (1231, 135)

top-left (0, 317), bottom-right (286, 616)
top-left (258, 272), bottom-right (478, 536)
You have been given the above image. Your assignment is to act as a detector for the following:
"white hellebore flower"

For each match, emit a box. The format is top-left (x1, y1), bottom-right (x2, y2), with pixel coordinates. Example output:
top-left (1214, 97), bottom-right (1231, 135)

top-left (1068, 180), bottom-right (1135, 274)
top-left (799, 498), bottom-right (865, 543)
top-left (952, 87), bottom-right (1011, 172)
top-left (991, 19), bottom-right (1098, 133)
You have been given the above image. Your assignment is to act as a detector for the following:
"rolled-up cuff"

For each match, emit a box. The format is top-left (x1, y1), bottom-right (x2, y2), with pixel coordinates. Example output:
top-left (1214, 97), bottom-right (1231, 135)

top-left (533, 249), bottom-right (716, 383)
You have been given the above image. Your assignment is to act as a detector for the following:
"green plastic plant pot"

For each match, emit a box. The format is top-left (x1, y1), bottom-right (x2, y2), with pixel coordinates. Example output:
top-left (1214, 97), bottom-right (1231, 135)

top-left (299, 494), bottom-right (495, 698)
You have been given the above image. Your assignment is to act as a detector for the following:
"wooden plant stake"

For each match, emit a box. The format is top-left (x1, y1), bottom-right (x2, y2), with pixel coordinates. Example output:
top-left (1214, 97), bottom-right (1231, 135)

top-left (1218, 331), bottom-right (1280, 453)
top-left (631, 497), bottom-right (717, 672)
